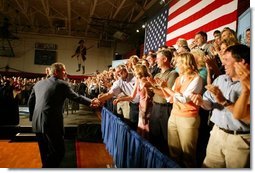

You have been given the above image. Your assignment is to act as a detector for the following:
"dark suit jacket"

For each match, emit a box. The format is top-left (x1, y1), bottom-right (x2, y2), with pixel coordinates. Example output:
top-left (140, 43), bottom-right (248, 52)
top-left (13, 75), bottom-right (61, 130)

top-left (28, 76), bottom-right (91, 135)
top-left (150, 64), bottom-right (161, 77)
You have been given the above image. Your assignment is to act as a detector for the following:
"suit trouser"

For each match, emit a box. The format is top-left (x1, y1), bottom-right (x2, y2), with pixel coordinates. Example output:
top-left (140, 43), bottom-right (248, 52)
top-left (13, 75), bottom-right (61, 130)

top-left (36, 133), bottom-right (65, 168)
top-left (149, 102), bottom-right (172, 156)
top-left (128, 102), bottom-right (139, 130)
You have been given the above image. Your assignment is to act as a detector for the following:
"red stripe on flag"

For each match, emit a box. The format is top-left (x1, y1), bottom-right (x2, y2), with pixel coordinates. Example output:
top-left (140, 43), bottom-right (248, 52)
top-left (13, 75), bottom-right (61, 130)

top-left (166, 10), bottom-right (237, 46)
top-left (168, 0), bottom-right (201, 20)
top-left (169, 0), bottom-right (180, 8)
top-left (167, 0), bottom-right (234, 34)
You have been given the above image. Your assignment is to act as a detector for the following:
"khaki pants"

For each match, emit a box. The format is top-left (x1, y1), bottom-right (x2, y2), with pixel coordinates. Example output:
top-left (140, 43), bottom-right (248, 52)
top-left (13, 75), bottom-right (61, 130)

top-left (203, 125), bottom-right (250, 168)
top-left (117, 101), bottom-right (130, 119)
top-left (168, 114), bottom-right (200, 168)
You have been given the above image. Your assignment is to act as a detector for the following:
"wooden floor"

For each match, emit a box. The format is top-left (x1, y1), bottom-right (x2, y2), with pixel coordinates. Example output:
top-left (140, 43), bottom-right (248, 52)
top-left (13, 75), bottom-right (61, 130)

top-left (76, 142), bottom-right (113, 168)
top-left (0, 140), bottom-right (113, 168)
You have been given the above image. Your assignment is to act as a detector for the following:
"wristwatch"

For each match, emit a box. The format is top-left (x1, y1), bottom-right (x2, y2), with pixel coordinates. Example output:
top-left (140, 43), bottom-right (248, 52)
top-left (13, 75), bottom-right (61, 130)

top-left (221, 99), bottom-right (232, 107)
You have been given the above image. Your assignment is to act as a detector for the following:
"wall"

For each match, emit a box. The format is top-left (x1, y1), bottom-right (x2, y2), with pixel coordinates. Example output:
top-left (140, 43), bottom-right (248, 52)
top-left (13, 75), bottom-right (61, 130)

top-left (0, 33), bottom-right (115, 75)
top-left (237, 8), bottom-right (250, 44)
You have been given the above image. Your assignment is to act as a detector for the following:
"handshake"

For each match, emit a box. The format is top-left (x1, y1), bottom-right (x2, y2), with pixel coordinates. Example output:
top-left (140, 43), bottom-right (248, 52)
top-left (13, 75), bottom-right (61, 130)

top-left (90, 98), bottom-right (104, 108)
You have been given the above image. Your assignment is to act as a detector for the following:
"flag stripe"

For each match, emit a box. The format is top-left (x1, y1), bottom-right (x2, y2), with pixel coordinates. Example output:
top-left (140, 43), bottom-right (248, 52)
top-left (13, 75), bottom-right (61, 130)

top-left (168, 0), bottom-right (202, 21)
top-left (166, 10), bottom-right (237, 46)
top-left (184, 21), bottom-right (236, 45)
top-left (166, 0), bottom-right (237, 46)
top-left (143, 0), bottom-right (238, 53)
top-left (167, 0), bottom-right (233, 33)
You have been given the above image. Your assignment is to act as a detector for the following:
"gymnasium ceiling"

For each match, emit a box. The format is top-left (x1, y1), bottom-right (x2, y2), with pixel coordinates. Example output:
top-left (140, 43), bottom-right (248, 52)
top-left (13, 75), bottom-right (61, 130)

top-left (0, 0), bottom-right (165, 41)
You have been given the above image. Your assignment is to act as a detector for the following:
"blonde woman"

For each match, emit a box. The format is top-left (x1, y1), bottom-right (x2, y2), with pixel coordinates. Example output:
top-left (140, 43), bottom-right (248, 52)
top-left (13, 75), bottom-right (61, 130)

top-left (190, 49), bottom-right (207, 87)
top-left (157, 53), bottom-right (203, 167)
top-left (218, 38), bottom-right (239, 61)
top-left (113, 64), bottom-right (153, 138)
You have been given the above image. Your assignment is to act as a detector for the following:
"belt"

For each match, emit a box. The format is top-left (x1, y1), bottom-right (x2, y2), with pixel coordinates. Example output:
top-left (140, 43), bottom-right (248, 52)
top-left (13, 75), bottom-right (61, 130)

top-left (153, 102), bottom-right (170, 106)
top-left (130, 102), bottom-right (139, 105)
top-left (219, 127), bottom-right (250, 135)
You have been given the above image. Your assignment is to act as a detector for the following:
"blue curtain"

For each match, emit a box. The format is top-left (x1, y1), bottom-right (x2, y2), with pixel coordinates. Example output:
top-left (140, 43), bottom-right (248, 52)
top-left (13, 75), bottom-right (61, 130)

top-left (101, 107), bottom-right (180, 168)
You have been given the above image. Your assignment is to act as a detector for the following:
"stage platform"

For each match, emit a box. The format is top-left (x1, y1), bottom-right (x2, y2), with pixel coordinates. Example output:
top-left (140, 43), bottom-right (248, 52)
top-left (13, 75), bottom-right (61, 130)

top-left (0, 104), bottom-right (101, 140)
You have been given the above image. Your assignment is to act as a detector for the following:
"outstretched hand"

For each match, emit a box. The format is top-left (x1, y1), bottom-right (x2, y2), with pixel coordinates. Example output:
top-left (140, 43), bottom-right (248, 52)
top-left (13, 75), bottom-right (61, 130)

top-left (90, 98), bottom-right (102, 108)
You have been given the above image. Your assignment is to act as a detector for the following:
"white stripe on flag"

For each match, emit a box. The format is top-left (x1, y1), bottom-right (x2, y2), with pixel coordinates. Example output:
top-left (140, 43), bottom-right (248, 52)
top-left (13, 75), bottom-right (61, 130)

top-left (167, 0), bottom-right (237, 41)
top-left (167, 0), bottom-right (214, 28)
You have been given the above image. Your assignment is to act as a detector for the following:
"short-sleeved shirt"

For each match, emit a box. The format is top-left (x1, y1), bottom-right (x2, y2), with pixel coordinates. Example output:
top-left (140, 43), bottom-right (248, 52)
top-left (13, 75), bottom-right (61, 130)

top-left (153, 69), bottom-right (179, 104)
top-left (203, 74), bottom-right (249, 131)
top-left (109, 73), bottom-right (140, 103)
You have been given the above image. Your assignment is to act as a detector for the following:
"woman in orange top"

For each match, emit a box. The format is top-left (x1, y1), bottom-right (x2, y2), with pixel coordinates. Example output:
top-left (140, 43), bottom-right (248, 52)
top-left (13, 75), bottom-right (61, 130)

top-left (157, 52), bottom-right (203, 167)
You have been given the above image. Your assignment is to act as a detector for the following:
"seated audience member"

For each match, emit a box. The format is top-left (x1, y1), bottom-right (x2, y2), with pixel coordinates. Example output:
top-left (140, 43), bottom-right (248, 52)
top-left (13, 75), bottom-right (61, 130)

top-left (245, 28), bottom-right (250, 47)
top-left (176, 38), bottom-right (188, 49)
top-left (221, 27), bottom-right (238, 43)
top-left (0, 79), bottom-right (20, 125)
top-left (192, 31), bottom-right (213, 56)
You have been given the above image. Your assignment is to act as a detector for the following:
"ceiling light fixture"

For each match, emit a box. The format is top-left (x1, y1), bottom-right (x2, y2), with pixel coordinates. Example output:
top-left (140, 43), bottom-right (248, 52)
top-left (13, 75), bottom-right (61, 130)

top-left (159, 0), bottom-right (165, 5)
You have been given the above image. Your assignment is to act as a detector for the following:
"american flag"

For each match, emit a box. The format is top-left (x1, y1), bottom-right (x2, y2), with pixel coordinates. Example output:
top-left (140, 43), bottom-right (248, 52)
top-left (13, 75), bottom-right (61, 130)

top-left (144, 0), bottom-right (238, 53)
top-left (144, 7), bottom-right (169, 54)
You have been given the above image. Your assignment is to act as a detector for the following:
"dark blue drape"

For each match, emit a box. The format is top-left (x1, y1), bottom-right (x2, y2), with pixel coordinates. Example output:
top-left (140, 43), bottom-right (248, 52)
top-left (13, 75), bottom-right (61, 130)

top-left (101, 107), bottom-right (180, 168)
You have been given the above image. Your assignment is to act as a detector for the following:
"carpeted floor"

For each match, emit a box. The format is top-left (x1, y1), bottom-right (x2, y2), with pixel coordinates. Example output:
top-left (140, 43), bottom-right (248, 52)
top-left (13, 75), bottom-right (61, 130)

top-left (0, 105), bottom-right (113, 168)
top-left (0, 139), bottom-right (113, 168)
top-left (76, 141), bottom-right (113, 168)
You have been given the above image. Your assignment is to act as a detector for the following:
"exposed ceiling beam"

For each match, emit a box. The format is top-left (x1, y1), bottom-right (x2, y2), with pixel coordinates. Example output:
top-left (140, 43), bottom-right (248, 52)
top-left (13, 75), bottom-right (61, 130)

top-left (67, 0), bottom-right (71, 35)
top-left (85, 0), bottom-right (98, 36)
top-left (112, 0), bottom-right (126, 19)
top-left (0, 0), bottom-right (5, 11)
top-left (128, 6), bottom-right (135, 23)
top-left (71, 9), bottom-right (89, 23)
top-left (51, 6), bottom-right (66, 18)
top-left (14, 0), bottom-right (33, 26)
top-left (97, 0), bottom-right (108, 6)
top-left (132, 0), bottom-right (158, 22)
top-left (105, 0), bottom-right (117, 8)
top-left (40, 0), bottom-right (53, 30)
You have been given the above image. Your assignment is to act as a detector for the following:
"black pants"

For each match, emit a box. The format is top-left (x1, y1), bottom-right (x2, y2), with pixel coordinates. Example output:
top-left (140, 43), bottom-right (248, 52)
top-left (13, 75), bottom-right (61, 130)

top-left (128, 102), bottom-right (139, 130)
top-left (36, 133), bottom-right (65, 168)
top-left (149, 102), bottom-right (172, 156)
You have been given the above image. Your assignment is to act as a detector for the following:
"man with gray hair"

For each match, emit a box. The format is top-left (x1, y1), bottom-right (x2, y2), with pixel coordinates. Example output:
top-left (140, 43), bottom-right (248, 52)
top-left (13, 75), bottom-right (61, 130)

top-left (147, 49), bottom-right (178, 156)
top-left (91, 64), bottom-right (140, 130)
top-left (28, 62), bottom-right (92, 168)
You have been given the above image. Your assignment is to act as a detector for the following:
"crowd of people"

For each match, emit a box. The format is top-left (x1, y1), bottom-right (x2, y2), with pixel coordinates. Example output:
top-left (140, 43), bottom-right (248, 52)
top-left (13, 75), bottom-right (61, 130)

top-left (89, 27), bottom-right (250, 168)
top-left (0, 27), bottom-right (250, 168)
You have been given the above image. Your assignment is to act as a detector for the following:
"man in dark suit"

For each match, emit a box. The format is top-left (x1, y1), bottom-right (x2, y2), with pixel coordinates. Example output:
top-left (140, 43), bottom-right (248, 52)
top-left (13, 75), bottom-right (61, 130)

top-left (28, 62), bottom-right (91, 168)
top-left (146, 53), bottom-right (161, 77)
